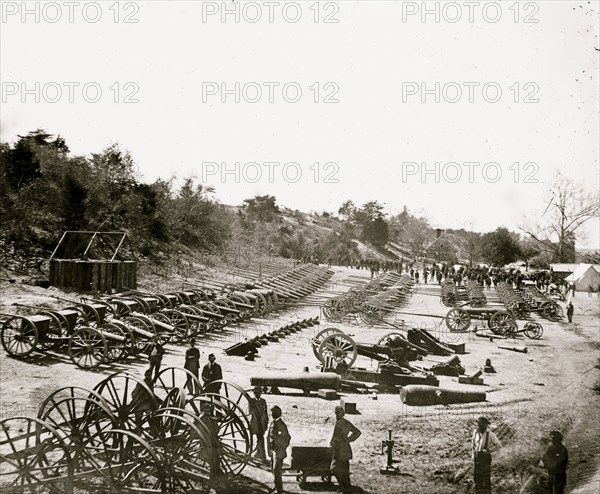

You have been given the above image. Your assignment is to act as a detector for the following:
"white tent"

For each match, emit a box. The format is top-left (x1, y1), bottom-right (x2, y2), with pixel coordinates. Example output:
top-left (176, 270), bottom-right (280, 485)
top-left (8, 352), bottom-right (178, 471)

top-left (564, 264), bottom-right (600, 291)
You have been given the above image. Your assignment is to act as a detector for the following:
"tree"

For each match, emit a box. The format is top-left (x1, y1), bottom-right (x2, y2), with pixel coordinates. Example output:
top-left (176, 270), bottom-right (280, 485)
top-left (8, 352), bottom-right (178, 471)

top-left (479, 227), bottom-right (522, 266)
top-left (521, 174), bottom-right (600, 262)
top-left (242, 195), bottom-right (279, 223)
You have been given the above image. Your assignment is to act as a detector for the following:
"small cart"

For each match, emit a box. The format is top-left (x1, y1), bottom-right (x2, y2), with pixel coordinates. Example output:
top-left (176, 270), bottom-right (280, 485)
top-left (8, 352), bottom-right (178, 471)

top-left (291, 446), bottom-right (333, 488)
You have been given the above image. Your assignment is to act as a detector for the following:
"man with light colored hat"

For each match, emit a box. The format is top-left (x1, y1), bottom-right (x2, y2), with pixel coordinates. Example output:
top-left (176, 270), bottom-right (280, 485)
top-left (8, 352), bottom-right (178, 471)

top-left (471, 416), bottom-right (502, 494)
top-left (541, 431), bottom-right (568, 493)
top-left (330, 405), bottom-right (361, 493)
top-left (267, 405), bottom-right (290, 494)
top-left (249, 385), bottom-right (269, 462)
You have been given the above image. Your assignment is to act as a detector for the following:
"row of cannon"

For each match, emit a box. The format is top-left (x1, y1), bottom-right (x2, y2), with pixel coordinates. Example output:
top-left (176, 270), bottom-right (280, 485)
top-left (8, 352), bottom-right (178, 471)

top-left (0, 264), bottom-right (333, 369)
top-left (495, 282), bottom-right (563, 321)
top-left (0, 368), bottom-right (256, 493)
top-left (322, 272), bottom-right (415, 323)
top-left (440, 280), bottom-right (486, 308)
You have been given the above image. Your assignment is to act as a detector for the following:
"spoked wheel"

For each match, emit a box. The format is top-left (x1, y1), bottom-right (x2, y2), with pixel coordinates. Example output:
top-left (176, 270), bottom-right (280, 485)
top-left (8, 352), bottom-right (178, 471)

top-left (92, 372), bottom-right (159, 431)
top-left (202, 380), bottom-right (253, 420)
top-left (73, 428), bottom-right (164, 493)
top-left (542, 302), bottom-right (563, 321)
top-left (510, 302), bottom-right (530, 319)
top-left (155, 367), bottom-right (202, 402)
top-left (445, 308), bottom-right (471, 332)
top-left (152, 312), bottom-right (183, 344)
top-left (489, 311), bottom-right (518, 336)
top-left (523, 321), bottom-right (544, 339)
top-left (359, 305), bottom-right (383, 325)
top-left (0, 316), bottom-right (39, 357)
top-left (99, 323), bottom-right (130, 362)
top-left (377, 332), bottom-right (407, 347)
top-left (0, 416), bottom-right (72, 493)
top-left (311, 327), bottom-right (343, 361)
top-left (162, 309), bottom-right (190, 342)
top-left (38, 392), bottom-right (117, 468)
top-left (186, 395), bottom-right (252, 475)
top-left (38, 312), bottom-right (65, 352)
top-left (318, 333), bottom-right (358, 368)
top-left (140, 408), bottom-right (212, 490)
top-left (68, 327), bottom-right (107, 370)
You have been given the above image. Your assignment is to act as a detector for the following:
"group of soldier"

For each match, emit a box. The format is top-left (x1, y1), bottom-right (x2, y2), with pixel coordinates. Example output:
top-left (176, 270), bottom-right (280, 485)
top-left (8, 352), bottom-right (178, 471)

top-left (248, 385), bottom-right (362, 494)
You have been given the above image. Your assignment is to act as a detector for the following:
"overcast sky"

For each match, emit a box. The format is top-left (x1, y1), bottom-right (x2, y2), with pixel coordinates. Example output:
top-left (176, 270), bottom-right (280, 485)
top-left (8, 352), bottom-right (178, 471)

top-left (2, 1), bottom-right (599, 247)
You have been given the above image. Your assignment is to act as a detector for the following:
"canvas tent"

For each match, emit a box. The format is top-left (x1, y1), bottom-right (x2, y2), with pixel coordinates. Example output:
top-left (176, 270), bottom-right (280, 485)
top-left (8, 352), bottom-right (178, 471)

top-left (564, 264), bottom-right (600, 291)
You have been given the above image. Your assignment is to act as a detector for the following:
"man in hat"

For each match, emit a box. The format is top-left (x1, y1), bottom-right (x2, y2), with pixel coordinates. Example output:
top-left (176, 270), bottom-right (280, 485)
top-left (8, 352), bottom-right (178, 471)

top-left (249, 386), bottom-right (269, 462)
top-left (471, 416), bottom-right (502, 494)
top-left (267, 405), bottom-right (290, 494)
top-left (146, 336), bottom-right (165, 382)
top-left (202, 353), bottom-right (223, 392)
top-left (330, 405), bottom-right (361, 493)
top-left (184, 338), bottom-right (200, 396)
top-left (566, 302), bottom-right (574, 323)
top-left (541, 431), bottom-right (568, 494)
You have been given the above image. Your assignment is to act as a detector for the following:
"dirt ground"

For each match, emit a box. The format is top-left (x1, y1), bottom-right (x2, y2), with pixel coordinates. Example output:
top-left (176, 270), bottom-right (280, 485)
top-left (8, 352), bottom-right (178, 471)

top-left (1, 264), bottom-right (599, 494)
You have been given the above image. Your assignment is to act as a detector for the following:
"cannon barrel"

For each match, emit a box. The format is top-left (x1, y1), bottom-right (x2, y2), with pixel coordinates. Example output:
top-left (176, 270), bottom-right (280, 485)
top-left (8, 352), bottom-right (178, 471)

top-left (400, 385), bottom-right (486, 406)
top-left (251, 372), bottom-right (341, 392)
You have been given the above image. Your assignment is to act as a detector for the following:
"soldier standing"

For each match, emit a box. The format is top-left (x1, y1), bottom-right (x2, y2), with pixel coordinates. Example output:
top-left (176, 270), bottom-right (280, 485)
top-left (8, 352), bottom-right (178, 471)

top-left (249, 386), bottom-right (269, 462)
top-left (202, 353), bottom-right (223, 392)
top-left (541, 431), bottom-right (568, 494)
top-left (184, 338), bottom-right (200, 395)
top-left (330, 406), bottom-right (361, 494)
top-left (267, 405), bottom-right (290, 494)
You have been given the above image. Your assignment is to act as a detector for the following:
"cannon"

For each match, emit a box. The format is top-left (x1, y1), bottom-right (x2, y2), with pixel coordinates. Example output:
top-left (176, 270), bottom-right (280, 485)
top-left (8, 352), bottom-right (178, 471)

top-left (250, 371), bottom-right (342, 395)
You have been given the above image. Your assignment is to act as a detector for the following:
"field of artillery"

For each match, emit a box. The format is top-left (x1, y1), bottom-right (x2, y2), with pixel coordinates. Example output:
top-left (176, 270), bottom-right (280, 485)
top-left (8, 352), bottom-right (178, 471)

top-left (1, 254), bottom-right (599, 494)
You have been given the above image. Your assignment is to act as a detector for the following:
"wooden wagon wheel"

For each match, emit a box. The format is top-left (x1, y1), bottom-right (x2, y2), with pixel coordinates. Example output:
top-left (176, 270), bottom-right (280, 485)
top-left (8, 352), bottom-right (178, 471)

top-left (133, 314), bottom-right (172, 345)
top-left (251, 293), bottom-right (268, 316)
top-left (73, 428), bottom-right (164, 493)
top-left (38, 392), bottom-right (117, 471)
top-left (68, 327), bottom-right (107, 370)
top-left (542, 302), bottom-right (563, 321)
top-left (311, 327), bottom-right (343, 361)
top-left (0, 316), bottom-right (39, 357)
top-left (152, 312), bottom-right (185, 343)
top-left (489, 311), bottom-right (517, 335)
top-left (186, 395), bottom-right (252, 475)
top-left (98, 323), bottom-right (131, 362)
top-left (445, 308), bottom-right (471, 332)
top-left (155, 367), bottom-right (202, 403)
top-left (92, 372), bottom-right (159, 431)
top-left (377, 332), bottom-right (407, 347)
top-left (38, 311), bottom-right (65, 351)
top-left (140, 408), bottom-right (212, 490)
top-left (523, 321), bottom-right (544, 339)
top-left (202, 380), bottom-right (254, 420)
top-left (318, 333), bottom-right (358, 368)
top-left (111, 299), bottom-right (134, 318)
top-left (359, 304), bottom-right (383, 325)
top-left (107, 320), bottom-right (140, 355)
top-left (0, 416), bottom-right (72, 493)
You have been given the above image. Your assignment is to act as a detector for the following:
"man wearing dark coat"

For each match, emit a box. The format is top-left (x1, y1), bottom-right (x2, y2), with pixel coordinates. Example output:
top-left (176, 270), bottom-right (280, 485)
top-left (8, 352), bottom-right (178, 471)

top-left (330, 406), bottom-right (361, 493)
top-left (541, 431), bottom-right (568, 493)
top-left (184, 338), bottom-right (200, 395)
top-left (202, 353), bottom-right (223, 392)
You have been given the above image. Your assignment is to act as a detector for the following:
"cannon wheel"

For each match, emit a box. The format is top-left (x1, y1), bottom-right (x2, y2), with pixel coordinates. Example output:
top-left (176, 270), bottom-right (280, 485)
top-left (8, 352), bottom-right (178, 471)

top-left (318, 333), bottom-right (358, 368)
top-left (37, 392), bottom-right (118, 470)
top-left (203, 380), bottom-right (253, 420)
top-left (311, 327), bottom-right (343, 361)
top-left (0, 315), bottom-right (39, 357)
top-left (99, 323), bottom-right (130, 362)
top-left (186, 395), bottom-right (252, 475)
top-left (488, 311), bottom-right (517, 335)
top-left (38, 311), bottom-right (65, 351)
top-left (445, 308), bottom-right (471, 332)
top-left (0, 416), bottom-right (73, 493)
top-left (359, 305), bottom-right (383, 325)
top-left (523, 321), bottom-right (544, 339)
top-left (68, 327), bottom-right (107, 370)
top-left (377, 332), bottom-right (406, 347)
top-left (73, 428), bottom-right (164, 493)
top-left (154, 311), bottom-right (186, 343)
top-left (155, 367), bottom-right (202, 402)
top-left (140, 408), bottom-right (212, 489)
top-left (92, 372), bottom-right (160, 431)
top-left (542, 302), bottom-right (563, 321)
